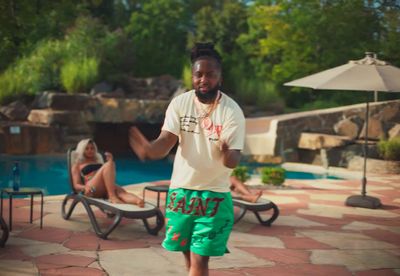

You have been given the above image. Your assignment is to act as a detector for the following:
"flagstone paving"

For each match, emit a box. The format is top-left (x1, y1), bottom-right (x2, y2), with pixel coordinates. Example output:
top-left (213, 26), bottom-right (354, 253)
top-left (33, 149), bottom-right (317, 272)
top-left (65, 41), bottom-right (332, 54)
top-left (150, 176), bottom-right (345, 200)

top-left (0, 174), bottom-right (399, 275)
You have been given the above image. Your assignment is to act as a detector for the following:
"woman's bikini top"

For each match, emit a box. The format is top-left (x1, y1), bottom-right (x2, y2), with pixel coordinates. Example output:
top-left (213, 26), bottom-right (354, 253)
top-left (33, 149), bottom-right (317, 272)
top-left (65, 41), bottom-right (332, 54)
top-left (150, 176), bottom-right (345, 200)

top-left (80, 163), bottom-right (103, 178)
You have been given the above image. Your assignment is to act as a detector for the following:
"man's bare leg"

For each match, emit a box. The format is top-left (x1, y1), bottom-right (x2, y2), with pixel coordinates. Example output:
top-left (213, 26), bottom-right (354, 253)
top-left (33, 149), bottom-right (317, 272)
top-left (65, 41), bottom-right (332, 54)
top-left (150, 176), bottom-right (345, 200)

top-left (189, 252), bottom-right (209, 276)
top-left (183, 251), bottom-right (191, 271)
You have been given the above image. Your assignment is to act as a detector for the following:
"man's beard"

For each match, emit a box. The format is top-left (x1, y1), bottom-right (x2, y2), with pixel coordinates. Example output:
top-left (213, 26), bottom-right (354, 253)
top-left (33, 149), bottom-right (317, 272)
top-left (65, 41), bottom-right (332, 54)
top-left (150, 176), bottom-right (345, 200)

top-left (195, 85), bottom-right (220, 102)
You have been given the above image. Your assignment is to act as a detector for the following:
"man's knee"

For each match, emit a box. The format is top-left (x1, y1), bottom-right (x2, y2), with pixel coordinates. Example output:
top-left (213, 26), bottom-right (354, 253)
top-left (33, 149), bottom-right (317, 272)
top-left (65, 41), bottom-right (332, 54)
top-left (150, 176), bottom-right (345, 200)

top-left (190, 253), bottom-right (209, 269)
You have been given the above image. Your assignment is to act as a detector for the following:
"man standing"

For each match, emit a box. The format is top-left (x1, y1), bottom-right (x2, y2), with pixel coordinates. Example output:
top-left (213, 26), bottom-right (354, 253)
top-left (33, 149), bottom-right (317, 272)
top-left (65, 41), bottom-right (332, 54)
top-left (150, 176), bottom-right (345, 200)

top-left (129, 42), bottom-right (245, 276)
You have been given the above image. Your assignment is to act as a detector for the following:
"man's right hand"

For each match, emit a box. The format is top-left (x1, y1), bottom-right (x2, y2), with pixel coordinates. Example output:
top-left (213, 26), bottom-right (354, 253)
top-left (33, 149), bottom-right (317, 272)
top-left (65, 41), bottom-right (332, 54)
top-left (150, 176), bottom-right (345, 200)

top-left (129, 127), bottom-right (150, 161)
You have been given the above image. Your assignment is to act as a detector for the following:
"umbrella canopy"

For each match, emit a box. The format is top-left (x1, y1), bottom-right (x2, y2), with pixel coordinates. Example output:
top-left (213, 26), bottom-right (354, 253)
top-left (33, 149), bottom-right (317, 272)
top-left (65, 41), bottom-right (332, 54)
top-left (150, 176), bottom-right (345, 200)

top-left (284, 52), bottom-right (400, 209)
top-left (285, 52), bottom-right (400, 92)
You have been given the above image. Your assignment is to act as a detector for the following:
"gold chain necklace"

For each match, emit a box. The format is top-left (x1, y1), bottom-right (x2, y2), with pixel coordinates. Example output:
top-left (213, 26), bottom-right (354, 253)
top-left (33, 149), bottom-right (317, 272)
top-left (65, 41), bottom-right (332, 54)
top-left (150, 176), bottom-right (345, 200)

top-left (194, 91), bottom-right (221, 130)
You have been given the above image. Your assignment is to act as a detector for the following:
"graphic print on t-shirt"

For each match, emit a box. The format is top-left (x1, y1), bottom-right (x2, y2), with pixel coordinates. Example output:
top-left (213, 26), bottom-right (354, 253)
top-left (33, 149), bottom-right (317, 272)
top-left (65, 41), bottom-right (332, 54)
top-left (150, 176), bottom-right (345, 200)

top-left (180, 114), bottom-right (222, 142)
top-left (180, 115), bottom-right (199, 134)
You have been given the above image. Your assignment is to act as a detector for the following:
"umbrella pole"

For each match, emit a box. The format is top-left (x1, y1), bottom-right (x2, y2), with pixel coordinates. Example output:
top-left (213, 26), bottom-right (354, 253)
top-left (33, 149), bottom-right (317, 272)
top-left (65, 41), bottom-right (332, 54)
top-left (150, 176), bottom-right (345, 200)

top-left (345, 95), bottom-right (381, 209)
top-left (361, 100), bottom-right (369, 196)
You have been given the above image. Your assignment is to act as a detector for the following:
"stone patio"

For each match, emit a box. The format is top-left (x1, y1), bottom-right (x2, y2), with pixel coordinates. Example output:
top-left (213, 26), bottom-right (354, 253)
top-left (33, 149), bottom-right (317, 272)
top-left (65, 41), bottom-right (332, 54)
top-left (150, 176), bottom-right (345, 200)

top-left (0, 174), bottom-right (399, 276)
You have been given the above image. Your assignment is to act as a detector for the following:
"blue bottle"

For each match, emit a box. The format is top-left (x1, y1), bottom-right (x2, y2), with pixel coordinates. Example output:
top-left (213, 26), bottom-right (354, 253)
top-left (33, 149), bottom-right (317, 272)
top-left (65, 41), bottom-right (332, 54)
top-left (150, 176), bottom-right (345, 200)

top-left (12, 161), bottom-right (20, 191)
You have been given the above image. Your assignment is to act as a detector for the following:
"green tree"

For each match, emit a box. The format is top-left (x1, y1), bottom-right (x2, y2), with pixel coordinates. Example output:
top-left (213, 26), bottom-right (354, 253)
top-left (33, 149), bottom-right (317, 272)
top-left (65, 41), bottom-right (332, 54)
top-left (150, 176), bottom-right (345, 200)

top-left (125, 0), bottom-right (189, 78)
top-left (238, 0), bottom-right (384, 109)
top-left (375, 1), bottom-right (400, 66)
top-left (189, 1), bottom-right (247, 63)
top-left (0, 0), bottom-right (140, 72)
top-left (0, 15), bottom-right (134, 103)
top-left (189, 1), bottom-right (259, 103)
top-left (0, 0), bottom-right (91, 71)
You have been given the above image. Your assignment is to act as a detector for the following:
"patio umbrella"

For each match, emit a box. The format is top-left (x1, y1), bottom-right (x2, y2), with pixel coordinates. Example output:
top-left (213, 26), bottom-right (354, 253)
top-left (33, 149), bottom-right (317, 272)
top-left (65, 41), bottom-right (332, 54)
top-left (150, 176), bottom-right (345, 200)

top-left (284, 52), bottom-right (400, 209)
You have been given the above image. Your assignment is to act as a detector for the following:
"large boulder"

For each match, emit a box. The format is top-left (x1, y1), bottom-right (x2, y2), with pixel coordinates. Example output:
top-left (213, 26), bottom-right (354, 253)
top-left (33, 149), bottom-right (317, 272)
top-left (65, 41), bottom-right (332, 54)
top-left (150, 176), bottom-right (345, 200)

top-left (32, 92), bottom-right (91, 110)
top-left (298, 133), bottom-right (352, 150)
top-left (0, 101), bottom-right (30, 121)
top-left (90, 82), bottom-right (114, 95)
top-left (334, 118), bottom-right (360, 140)
top-left (89, 98), bottom-right (141, 123)
top-left (348, 155), bottom-right (400, 174)
top-left (93, 87), bottom-right (126, 98)
top-left (88, 97), bottom-right (169, 124)
top-left (27, 109), bottom-right (89, 126)
top-left (123, 75), bottom-right (181, 100)
top-left (388, 124), bottom-right (400, 139)
top-left (359, 117), bottom-right (385, 140)
top-left (374, 103), bottom-right (400, 122)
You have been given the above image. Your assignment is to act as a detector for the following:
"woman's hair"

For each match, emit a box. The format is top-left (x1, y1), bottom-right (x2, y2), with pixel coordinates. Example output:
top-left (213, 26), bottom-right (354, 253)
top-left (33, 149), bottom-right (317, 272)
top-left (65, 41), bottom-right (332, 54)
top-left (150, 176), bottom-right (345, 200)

top-left (190, 42), bottom-right (222, 67)
top-left (75, 139), bottom-right (103, 164)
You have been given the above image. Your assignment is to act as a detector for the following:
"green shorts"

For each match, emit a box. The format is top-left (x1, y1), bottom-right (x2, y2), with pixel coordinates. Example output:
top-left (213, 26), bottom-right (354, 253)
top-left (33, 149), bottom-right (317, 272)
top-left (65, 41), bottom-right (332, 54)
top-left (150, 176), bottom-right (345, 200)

top-left (162, 188), bottom-right (234, 256)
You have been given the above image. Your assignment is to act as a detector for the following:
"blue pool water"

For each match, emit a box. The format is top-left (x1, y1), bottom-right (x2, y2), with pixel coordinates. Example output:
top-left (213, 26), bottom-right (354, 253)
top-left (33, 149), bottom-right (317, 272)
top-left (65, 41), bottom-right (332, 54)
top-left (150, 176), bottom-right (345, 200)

top-left (0, 155), bottom-right (173, 196)
top-left (0, 155), bottom-right (339, 196)
top-left (243, 162), bottom-right (341, 181)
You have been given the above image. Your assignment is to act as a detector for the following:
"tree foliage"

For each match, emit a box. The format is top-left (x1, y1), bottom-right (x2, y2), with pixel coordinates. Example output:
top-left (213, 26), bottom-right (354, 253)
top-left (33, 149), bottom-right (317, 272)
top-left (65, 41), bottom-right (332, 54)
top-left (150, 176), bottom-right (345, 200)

top-left (0, 0), bottom-right (399, 108)
top-left (125, 0), bottom-right (189, 78)
top-left (0, 15), bottom-right (134, 103)
top-left (238, 0), bottom-right (387, 108)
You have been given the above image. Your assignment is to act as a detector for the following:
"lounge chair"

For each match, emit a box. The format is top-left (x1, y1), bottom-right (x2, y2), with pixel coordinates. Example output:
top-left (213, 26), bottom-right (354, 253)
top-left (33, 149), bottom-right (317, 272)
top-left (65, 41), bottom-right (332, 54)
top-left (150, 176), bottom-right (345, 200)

top-left (0, 215), bottom-right (8, 247)
top-left (61, 148), bottom-right (164, 239)
top-left (142, 180), bottom-right (279, 227)
top-left (232, 197), bottom-right (279, 226)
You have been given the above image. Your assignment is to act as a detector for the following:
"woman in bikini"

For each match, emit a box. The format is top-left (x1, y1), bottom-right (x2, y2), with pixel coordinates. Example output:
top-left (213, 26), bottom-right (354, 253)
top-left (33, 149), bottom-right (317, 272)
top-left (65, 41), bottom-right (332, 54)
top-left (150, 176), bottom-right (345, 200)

top-left (71, 139), bottom-right (144, 207)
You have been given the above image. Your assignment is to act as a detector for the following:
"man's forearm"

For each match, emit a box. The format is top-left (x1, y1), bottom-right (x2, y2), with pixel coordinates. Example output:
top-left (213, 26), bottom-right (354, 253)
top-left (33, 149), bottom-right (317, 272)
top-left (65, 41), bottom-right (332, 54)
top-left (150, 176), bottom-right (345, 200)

top-left (222, 150), bottom-right (241, 168)
top-left (145, 132), bottom-right (178, 160)
top-left (146, 139), bottom-right (173, 159)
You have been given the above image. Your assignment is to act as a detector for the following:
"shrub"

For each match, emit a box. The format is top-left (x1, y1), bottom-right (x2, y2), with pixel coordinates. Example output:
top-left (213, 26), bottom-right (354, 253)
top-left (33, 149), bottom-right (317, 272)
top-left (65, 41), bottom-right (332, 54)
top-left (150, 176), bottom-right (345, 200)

top-left (99, 29), bottom-right (135, 83)
top-left (181, 64), bottom-right (192, 90)
top-left (231, 166), bottom-right (251, 183)
top-left (377, 137), bottom-right (400, 161)
top-left (261, 167), bottom-right (285, 186)
top-left (0, 39), bottom-right (64, 104)
top-left (0, 16), bottom-right (131, 104)
top-left (61, 57), bottom-right (99, 94)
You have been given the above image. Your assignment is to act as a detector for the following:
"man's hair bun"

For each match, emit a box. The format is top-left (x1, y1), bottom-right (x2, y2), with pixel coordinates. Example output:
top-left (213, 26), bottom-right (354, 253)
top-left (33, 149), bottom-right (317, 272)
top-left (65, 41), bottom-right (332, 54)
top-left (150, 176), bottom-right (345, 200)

top-left (190, 42), bottom-right (222, 65)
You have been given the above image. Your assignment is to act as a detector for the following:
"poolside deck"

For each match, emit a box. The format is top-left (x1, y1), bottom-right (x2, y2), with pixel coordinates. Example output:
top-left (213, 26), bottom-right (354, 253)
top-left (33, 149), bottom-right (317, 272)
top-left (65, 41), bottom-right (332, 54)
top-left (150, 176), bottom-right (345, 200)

top-left (0, 174), bottom-right (399, 275)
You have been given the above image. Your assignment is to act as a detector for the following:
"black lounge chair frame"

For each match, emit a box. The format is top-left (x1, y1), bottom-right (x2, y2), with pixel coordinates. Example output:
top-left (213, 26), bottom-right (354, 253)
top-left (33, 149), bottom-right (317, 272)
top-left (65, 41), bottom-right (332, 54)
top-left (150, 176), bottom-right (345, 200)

top-left (0, 215), bottom-right (8, 247)
top-left (62, 148), bottom-right (164, 239)
top-left (233, 198), bottom-right (279, 226)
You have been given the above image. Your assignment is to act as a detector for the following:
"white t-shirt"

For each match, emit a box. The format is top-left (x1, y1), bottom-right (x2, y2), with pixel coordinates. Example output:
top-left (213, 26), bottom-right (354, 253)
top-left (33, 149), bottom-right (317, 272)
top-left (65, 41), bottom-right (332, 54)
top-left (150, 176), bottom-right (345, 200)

top-left (162, 90), bottom-right (245, 192)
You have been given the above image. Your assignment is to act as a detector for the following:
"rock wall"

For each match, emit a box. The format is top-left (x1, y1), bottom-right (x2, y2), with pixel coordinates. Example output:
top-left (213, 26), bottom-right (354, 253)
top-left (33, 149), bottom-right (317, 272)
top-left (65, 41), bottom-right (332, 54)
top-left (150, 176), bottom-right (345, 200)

top-left (244, 100), bottom-right (400, 170)
top-left (0, 123), bottom-right (60, 154)
top-left (275, 101), bottom-right (400, 154)
top-left (2, 87), bottom-right (399, 173)
top-left (0, 93), bottom-right (172, 154)
top-left (0, 75), bottom-right (184, 155)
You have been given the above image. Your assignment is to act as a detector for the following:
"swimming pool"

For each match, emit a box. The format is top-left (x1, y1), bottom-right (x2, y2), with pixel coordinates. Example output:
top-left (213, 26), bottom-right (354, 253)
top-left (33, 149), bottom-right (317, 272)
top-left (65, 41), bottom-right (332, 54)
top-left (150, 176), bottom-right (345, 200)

top-left (0, 155), bottom-right (173, 196)
top-left (0, 155), bottom-right (339, 196)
